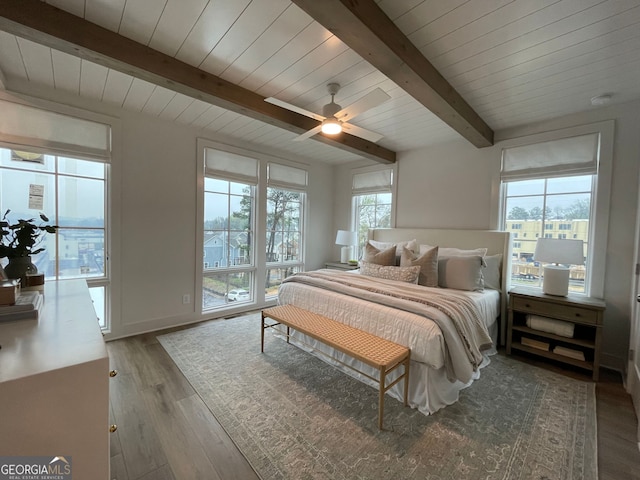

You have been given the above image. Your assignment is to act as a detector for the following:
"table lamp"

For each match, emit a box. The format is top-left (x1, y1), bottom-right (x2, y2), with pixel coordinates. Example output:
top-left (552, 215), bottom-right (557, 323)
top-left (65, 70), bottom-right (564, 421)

top-left (335, 230), bottom-right (357, 264)
top-left (534, 238), bottom-right (584, 296)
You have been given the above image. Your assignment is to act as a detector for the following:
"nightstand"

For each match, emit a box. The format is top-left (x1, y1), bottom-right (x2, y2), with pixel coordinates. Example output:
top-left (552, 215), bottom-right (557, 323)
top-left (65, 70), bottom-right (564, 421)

top-left (506, 286), bottom-right (605, 381)
top-left (325, 261), bottom-right (359, 271)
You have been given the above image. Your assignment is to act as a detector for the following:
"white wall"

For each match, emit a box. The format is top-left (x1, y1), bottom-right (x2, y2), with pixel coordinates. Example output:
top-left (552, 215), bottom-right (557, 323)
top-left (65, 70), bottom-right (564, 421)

top-left (395, 140), bottom-right (498, 228)
top-left (334, 100), bottom-right (640, 371)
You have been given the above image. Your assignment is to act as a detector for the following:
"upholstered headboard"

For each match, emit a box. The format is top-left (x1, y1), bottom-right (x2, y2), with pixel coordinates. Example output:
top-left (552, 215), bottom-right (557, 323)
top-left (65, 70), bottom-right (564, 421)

top-left (368, 228), bottom-right (512, 344)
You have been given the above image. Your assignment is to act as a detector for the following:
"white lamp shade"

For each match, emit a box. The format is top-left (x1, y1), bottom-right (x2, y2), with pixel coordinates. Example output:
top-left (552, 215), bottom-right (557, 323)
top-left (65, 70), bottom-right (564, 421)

top-left (534, 238), bottom-right (584, 265)
top-left (335, 230), bottom-right (357, 246)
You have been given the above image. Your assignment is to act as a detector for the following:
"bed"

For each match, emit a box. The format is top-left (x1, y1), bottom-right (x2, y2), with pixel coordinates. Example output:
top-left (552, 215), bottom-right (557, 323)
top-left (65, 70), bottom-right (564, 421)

top-left (276, 228), bottom-right (512, 415)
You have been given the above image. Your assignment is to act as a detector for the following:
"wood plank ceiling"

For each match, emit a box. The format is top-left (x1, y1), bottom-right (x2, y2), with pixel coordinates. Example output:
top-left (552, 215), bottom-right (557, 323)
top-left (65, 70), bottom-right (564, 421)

top-left (0, 0), bottom-right (639, 166)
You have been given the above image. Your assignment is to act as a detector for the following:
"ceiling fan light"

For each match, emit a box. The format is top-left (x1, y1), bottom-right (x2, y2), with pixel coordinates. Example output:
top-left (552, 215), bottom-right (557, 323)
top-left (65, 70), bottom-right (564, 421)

top-left (321, 118), bottom-right (342, 135)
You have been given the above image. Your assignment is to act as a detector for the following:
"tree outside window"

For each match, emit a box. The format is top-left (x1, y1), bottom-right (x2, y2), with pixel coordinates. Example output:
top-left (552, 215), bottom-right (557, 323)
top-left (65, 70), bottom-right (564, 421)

top-left (354, 192), bottom-right (391, 258)
top-left (265, 187), bottom-right (303, 297)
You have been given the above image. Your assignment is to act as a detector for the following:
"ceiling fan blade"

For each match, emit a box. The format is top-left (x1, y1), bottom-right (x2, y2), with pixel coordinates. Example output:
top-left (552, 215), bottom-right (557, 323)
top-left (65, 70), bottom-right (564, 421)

top-left (335, 88), bottom-right (391, 122)
top-left (341, 123), bottom-right (384, 143)
top-left (293, 125), bottom-right (323, 142)
top-left (264, 97), bottom-right (325, 122)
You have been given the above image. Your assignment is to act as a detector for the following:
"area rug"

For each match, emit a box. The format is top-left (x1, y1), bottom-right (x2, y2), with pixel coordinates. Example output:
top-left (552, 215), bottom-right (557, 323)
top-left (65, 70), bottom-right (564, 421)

top-left (158, 313), bottom-right (597, 480)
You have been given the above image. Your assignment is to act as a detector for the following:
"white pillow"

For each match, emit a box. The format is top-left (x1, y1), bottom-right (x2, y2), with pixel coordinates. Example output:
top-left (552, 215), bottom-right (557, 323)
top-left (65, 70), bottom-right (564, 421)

top-left (359, 262), bottom-right (421, 284)
top-left (420, 244), bottom-right (488, 257)
top-left (400, 245), bottom-right (438, 287)
top-left (483, 254), bottom-right (502, 290)
top-left (438, 255), bottom-right (485, 291)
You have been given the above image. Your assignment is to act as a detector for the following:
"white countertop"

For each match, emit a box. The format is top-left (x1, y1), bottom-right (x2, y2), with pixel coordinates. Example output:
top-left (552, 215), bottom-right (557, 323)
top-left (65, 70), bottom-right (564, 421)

top-left (0, 279), bottom-right (108, 384)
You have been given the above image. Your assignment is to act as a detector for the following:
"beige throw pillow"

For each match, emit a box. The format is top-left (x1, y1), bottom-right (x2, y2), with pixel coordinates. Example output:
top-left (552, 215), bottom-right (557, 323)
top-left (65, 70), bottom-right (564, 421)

top-left (359, 262), bottom-right (421, 284)
top-left (363, 242), bottom-right (396, 266)
top-left (400, 245), bottom-right (438, 287)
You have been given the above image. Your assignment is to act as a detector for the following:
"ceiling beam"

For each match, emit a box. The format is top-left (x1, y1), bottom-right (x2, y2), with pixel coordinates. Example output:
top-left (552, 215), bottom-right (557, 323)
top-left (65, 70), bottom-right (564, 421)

top-left (0, 0), bottom-right (395, 164)
top-left (291, 0), bottom-right (494, 148)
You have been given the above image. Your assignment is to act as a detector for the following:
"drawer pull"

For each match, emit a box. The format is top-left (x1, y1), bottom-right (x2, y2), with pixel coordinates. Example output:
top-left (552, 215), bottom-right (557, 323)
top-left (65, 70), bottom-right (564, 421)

top-left (575, 313), bottom-right (581, 317)
top-left (109, 424), bottom-right (117, 433)
top-left (109, 370), bottom-right (118, 377)
top-left (525, 303), bottom-right (531, 308)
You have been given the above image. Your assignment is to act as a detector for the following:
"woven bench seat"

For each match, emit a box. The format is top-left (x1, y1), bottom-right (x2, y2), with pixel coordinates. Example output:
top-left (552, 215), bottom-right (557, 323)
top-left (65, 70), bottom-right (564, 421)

top-left (261, 304), bottom-right (411, 429)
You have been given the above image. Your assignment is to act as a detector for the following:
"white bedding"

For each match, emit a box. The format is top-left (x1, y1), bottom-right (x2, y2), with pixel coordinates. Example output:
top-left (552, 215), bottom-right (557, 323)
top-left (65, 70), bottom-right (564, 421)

top-left (276, 272), bottom-right (501, 415)
top-left (278, 278), bottom-right (499, 371)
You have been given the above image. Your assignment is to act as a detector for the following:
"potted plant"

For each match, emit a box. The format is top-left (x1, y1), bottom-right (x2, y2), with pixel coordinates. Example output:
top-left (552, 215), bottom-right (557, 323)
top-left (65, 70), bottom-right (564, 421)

top-left (0, 209), bottom-right (57, 282)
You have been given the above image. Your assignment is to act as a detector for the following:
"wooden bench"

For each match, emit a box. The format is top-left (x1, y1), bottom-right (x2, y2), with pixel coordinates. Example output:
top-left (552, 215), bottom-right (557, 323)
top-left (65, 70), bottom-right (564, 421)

top-left (261, 304), bottom-right (411, 430)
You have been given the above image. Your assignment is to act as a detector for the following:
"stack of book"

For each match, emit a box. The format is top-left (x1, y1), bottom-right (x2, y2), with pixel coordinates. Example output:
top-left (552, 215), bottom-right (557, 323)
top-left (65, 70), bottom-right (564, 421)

top-left (0, 291), bottom-right (43, 323)
top-left (520, 336), bottom-right (550, 351)
top-left (552, 345), bottom-right (586, 361)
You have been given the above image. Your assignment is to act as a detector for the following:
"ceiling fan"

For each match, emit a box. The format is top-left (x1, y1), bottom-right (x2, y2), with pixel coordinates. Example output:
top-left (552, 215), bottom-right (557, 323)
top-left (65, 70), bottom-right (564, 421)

top-left (265, 83), bottom-right (390, 143)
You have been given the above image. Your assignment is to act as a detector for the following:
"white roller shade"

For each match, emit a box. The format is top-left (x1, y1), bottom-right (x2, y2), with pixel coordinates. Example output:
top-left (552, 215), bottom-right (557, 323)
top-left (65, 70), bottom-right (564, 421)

top-left (0, 99), bottom-right (111, 161)
top-left (501, 133), bottom-right (598, 181)
top-left (268, 163), bottom-right (307, 189)
top-left (352, 168), bottom-right (393, 194)
top-left (205, 148), bottom-right (258, 183)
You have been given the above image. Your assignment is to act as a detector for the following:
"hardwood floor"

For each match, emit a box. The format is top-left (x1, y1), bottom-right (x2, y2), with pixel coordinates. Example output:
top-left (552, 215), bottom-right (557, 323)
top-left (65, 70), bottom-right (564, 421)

top-left (107, 324), bottom-right (640, 480)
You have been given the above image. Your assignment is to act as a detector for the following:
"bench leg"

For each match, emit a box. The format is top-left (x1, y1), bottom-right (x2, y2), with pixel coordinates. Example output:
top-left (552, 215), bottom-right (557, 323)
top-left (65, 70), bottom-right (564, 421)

top-left (403, 356), bottom-right (410, 407)
top-left (378, 366), bottom-right (386, 430)
top-left (261, 312), bottom-right (265, 353)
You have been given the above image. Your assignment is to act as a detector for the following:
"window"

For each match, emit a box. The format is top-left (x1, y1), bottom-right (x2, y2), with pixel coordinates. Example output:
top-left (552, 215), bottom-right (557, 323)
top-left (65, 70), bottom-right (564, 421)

top-left (351, 167), bottom-right (395, 258)
top-left (200, 143), bottom-right (308, 310)
top-left (0, 99), bottom-right (112, 329)
top-left (0, 148), bottom-right (109, 326)
top-left (265, 163), bottom-right (307, 299)
top-left (202, 148), bottom-right (256, 309)
top-left (501, 133), bottom-right (599, 294)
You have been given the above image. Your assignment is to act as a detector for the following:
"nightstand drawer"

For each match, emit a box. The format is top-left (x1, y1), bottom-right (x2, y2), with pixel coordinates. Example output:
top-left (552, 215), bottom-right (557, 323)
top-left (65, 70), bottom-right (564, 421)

top-left (511, 297), bottom-right (599, 325)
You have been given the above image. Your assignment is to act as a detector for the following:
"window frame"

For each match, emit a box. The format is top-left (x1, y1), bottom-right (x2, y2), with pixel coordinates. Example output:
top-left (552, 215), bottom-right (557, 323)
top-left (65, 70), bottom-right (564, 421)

top-left (495, 121), bottom-right (614, 298)
top-left (202, 176), bottom-right (257, 309)
top-left (501, 174), bottom-right (595, 294)
top-left (0, 93), bottom-right (117, 332)
top-left (264, 185), bottom-right (305, 299)
top-left (196, 139), bottom-right (309, 312)
top-left (350, 164), bottom-right (397, 258)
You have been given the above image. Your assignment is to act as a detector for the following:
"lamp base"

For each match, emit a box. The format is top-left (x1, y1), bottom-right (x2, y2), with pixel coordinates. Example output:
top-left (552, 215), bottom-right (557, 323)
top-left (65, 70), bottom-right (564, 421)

top-left (340, 246), bottom-right (352, 264)
top-left (542, 265), bottom-right (570, 296)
